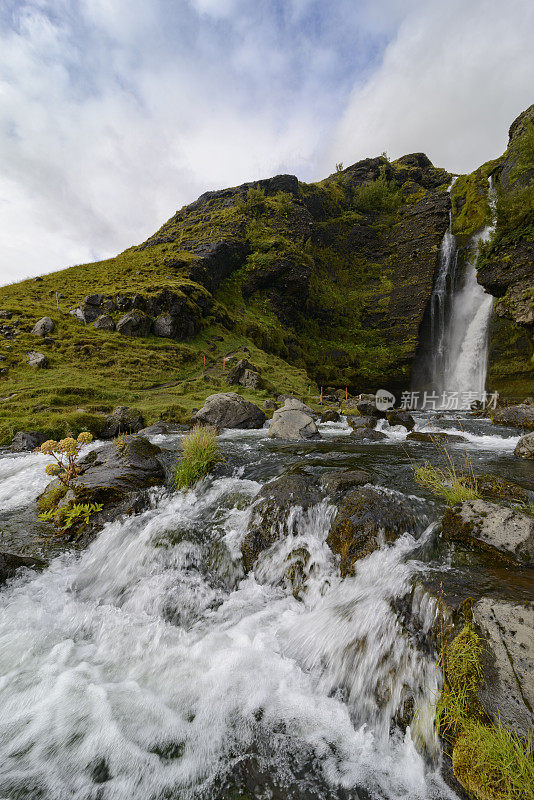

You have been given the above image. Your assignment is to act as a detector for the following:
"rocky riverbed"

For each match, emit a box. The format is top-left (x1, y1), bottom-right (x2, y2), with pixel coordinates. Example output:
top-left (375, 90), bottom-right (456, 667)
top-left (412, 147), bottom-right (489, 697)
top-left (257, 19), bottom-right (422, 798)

top-left (0, 401), bottom-right (532, 800)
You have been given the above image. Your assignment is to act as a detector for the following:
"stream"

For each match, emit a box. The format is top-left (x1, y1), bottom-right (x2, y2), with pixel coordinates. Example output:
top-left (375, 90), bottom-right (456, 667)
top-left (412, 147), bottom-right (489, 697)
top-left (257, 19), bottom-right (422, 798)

top-left (0, 413), bottom-right (532, 800)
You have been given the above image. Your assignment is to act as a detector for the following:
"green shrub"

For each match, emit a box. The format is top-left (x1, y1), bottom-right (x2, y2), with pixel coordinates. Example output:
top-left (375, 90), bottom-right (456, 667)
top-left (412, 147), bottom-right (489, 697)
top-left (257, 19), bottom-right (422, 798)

top-left (352, 170), bottom-right (403, 213)
top-left (39, 502), bottom-right (104, 536)
top-left (174, 425), bottom-right (223, 490)
top-left (39, 432), bottom-right (94, 485)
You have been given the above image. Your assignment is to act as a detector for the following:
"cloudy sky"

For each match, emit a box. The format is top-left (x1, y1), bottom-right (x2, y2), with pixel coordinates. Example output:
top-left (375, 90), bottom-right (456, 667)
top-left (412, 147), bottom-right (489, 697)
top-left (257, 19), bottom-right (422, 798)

top-left (1, 0), bottom-right (532, 285)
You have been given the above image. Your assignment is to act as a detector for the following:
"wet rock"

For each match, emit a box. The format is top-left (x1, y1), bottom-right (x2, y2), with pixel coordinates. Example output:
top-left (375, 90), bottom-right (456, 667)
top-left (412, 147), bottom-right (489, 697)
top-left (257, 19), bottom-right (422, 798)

top-left (0, 551), bottom-right (46, 586)
top-left (241, 473), bottom-right (323, 571)
top-left (137, 421), bottom-right (187, 436)
top-left (475, 473), bottom-right (529, 503)
top-left (327, 486), bottom-right (417, 576)
top-left (320, 410), bottom-right (340, 423)
top-left (268, 401), bottom-right (320, 440)
top-left (27, 351), bottom-right (48, 369)
top-left (10, 430), bottom-right (48, 451)
top-left (442, 499), bottom-right (534, 565)
top-left (350, 428), bottom-right (387, 441)
top-left (100, 406), bottom-right (145, 438)
top-left (346, 415), bottom-right (377, 430)
top-left (194, 392), bottom-right (266, 429)
top-left (386, 409), bottom-right (415, 430)
top-left (406, 431), bottom-right (466, 443)
top-left (515, 431), bottom-right (534, 459)
top-left (116, 310), bottom-right (152, 337)
top-left (320, 469), bottom-right (373, 495)
top-left (355, 400), bottom-right (384, 419)
top-left (46, 436), bottom-right (168, 543)
top-left (493, 404), bottom-right (534, 431)
top-left (31, 317), bottom-right (54, 337)
top-left (93, 314), bottom-right (115, 331)
top-left (473, 598), bottom-right (534, 740)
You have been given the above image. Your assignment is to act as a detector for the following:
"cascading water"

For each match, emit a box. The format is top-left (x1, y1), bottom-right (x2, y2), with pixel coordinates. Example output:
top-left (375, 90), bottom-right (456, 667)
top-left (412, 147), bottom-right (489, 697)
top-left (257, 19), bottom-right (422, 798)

top-left (414, 178), bottom-right (496, 407)
top-left (0, 428), bottom-right (461, 800)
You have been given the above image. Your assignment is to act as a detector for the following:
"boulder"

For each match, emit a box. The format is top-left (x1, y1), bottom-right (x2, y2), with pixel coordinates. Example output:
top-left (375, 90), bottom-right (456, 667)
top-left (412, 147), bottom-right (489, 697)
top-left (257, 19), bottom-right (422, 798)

top-left (226, 358), bottom-right (260, 387)
top-left (42, 436), bottom-right (169, 543)
top-left (473, 598), bottom-right (534, 740)
top-left (320, 469), bottom-right (373, 495)
top-left (194, 392), bottom-right (266, 429)
top-left (78, 302), bottom-right (102, 324)
top-left (268, 402), bottom-right (320, 440)
top-left (515, 431), bottom-right (534, 459)
top-left (350, 428), bottom-right (387, 441)
top-left (327, 486), bottom-right (417, 576)
top-left (100, 406), bottom-right (145, 438)
top-left (320, 410), bottom-right (340, 423)
top-left (442, 499), bottom-right (534, 565)
top-left (10, 430), bottom-right (48, 451)
top-left (239, 369), bottom-right (262, 389)
top-left (116, 310), bottom-right (152, 337)
top-left (346, 415), bottom-right (377, 430)
top-left (406, 431), bottom-right (466, 443)
top-left (386, 409), bottom-right (415, 430)
top-left (241, 473), bottom-right (323, 571)
top-left (0, 551), bottom-right (45, 586)
top-left (493, 404), bottom-right (534, 431)
top-left (262, 399), bottom-right (278, 411)
top-left (26, 351), bottom-right (48, 369)
top-left (137, 421), bottom-right (182, 436)
top-left (93, 314), bottom-right (115, 331)
top-left (84, 294), bottom-right (104, 307)
top-left (356, 400), bottom-right (384, 419)
top-left (31, 317), bottom-right (54, 337)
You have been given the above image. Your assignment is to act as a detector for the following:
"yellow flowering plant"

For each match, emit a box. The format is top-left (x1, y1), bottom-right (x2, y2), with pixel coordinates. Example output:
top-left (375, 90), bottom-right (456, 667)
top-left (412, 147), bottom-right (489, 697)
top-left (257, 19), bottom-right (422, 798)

top-left (39, 431), bottom-right (93, 486)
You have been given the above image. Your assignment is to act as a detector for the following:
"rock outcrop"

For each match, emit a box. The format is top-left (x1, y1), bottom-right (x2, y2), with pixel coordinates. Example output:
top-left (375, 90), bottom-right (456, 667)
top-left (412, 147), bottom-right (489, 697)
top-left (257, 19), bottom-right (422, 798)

top-left (194, 393), bottom-right (266, 429)
top-left (473, 598), bottom-right (534, 740)
top-left (10, 430), bottom-right (47, 451)
top-left (442, 499), bottom-right (534, 565)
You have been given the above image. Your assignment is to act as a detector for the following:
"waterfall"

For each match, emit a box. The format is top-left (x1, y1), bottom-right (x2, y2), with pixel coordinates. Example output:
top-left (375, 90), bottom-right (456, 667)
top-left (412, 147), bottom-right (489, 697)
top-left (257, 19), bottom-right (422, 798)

top-left (414, 178), bottom-right (496, 408)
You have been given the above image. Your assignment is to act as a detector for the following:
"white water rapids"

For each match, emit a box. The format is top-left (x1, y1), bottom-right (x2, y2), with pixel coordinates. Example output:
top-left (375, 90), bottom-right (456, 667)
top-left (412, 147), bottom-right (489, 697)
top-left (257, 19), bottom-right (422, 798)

top-left (0, 427), bottom-right (462, 800)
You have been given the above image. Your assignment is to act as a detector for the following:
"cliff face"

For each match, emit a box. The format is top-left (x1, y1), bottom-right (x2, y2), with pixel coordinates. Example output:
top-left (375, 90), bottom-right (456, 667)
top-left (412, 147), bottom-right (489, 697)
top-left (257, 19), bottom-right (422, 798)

top-left (136, 153), bottom-right (451, 391)
top-left (478, 105), bottom-right (534, 396)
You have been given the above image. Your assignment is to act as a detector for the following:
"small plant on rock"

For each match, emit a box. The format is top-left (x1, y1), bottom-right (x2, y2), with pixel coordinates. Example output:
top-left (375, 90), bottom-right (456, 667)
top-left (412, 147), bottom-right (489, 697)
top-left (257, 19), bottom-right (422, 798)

top-left (413, 443), bottom-right (479, 505)
top-left (174, 425), bottom-right (223, 490)
top-left (38, 502), bottom-right (103, 536)
top-left (39, 432), bottom-right (93, 486)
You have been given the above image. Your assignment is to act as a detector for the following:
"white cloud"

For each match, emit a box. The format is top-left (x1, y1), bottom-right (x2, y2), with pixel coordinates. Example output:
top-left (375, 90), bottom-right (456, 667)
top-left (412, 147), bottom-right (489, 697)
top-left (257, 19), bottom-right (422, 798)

top-left (0, 0), bottom-right (532, 286)
top-left (328, 0), bottom-right (534, 174)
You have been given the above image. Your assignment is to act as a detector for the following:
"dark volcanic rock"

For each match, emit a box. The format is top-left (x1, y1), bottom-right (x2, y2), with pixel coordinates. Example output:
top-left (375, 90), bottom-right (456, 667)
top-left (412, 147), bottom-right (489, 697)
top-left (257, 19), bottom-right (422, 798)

top-left (10, 430), bottom-right (48, 451)
top-left (0, 551), bottom-right (46, 586)
top-left (386, 409), bottom-right (415, 430)
top-left (187, 240), bottom-right (249, 294)
top-left (350, 428), bottom-right (387, 441)
top-left (194, 393), bottom-right (266, 429)
top-left (116, 310), bottom-right (153, 337)
top-left (327, 486), bottom-right (417, 576)
top-left (493, 404), bottom-right (534, 431)
top-left (320, 469), bottom-right (373, 495)
top-left (100, 406), bottom-right (145, 438)
top-left (93, 314), bottom-right (115, 331)
top-left (241, 473), bottom-right (323, 571)
top-left (242, 253), bottom-right (311, 325)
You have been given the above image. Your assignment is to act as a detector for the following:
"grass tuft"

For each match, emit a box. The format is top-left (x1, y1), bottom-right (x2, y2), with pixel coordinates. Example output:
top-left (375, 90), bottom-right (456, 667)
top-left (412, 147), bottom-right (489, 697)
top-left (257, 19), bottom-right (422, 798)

top-left (453, 720), bottom-right (534, 800)
top-left (174, 425), bottom-right (223, 490)
top-left (414, 460), bottom-right (479, 505)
